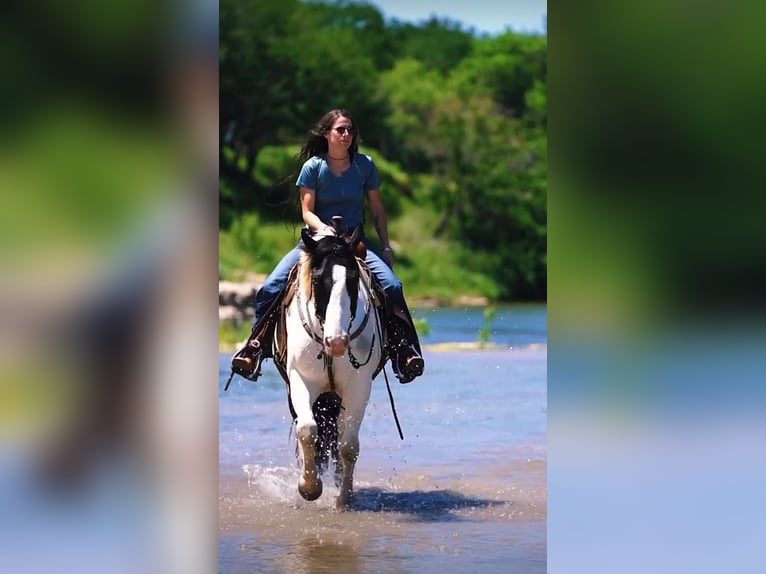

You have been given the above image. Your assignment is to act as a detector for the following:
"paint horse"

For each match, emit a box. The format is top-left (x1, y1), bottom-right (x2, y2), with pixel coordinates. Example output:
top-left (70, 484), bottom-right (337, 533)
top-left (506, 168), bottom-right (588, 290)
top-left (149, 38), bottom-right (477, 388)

top-left (275, 221), bottom-right (384, 507)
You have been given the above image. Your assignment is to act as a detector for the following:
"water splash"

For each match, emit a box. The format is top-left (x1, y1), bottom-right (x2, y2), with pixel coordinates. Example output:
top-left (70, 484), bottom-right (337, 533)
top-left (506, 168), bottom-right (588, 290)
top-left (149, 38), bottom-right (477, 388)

top-left (242, 464), bottom-right (296, 503)
top-left (241, 464), bottom-right (343, 508)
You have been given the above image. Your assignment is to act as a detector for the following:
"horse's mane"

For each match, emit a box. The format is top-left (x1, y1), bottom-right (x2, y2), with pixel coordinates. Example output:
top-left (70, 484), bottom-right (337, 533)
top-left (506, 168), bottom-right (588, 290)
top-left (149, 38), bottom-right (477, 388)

top-left (298, 251), bottom-right (312, 300)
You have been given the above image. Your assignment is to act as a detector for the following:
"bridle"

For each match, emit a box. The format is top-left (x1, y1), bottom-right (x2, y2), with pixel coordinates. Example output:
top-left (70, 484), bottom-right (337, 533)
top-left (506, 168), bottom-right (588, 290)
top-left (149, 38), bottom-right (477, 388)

top-left (290, 221), bottom-right (403, 440)
top-left (295, 251), bottom-right (379, 390)
top-left (297, 258), bottom-right (376, 344)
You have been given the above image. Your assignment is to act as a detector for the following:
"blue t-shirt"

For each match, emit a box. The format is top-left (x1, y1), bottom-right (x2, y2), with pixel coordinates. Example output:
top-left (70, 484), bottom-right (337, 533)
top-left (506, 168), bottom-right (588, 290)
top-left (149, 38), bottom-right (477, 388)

top-left (295, 153), bottom-right (381, 229)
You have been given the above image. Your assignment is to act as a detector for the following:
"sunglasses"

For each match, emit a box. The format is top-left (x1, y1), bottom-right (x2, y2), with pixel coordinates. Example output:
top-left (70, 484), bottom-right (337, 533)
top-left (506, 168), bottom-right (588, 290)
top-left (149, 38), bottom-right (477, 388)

top-left (332, 126), bottom-right (355, 135)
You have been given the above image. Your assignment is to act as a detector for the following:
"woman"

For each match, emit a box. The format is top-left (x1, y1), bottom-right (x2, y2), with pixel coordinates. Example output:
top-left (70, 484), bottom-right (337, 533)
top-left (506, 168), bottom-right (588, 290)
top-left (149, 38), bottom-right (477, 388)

top-left (232, 109), bottom-right (424, 384)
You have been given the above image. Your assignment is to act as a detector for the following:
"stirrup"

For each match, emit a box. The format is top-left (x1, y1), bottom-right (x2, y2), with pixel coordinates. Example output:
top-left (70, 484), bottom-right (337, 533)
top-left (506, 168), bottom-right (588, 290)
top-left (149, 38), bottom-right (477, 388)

top-left (231, 339), bottom-right (264, 381)
top-left (392, 344), bottom-right (424, 384)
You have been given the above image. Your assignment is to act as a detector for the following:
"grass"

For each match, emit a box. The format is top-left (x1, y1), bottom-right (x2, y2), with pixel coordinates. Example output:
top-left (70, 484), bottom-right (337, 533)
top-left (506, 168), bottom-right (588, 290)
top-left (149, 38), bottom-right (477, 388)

top-left (388, 203), bottom-right (500, 302)
top-left (219, 320), bottom-right (252, 351)
top-left (219, 213), bottom-right (303, 279)
top-left (477, 305), bottom-right (497, 347)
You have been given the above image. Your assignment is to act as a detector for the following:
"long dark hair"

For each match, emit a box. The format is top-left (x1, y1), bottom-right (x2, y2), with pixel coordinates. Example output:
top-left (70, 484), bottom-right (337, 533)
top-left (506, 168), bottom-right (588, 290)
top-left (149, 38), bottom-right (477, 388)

top-left (296, 109), bottom-right (360, 164)
top-left (268, 110), bottom-right (362, 231)
top-left (280, 109), bottom-right (361, 228)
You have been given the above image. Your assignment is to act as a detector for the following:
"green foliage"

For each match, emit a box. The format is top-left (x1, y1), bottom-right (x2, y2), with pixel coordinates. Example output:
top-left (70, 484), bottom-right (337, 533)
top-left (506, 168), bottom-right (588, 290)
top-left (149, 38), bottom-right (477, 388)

top-left (220, 0), bottom-right (547, 302)
top-left (219, 212), bottom-right (302, 278)
top-left (378, 58), bottom-right (446, 171)
top-left (251, 145), bottom-right (303, 219)
top-left (477, 305), bottom-right (497, 345)
top-left (413, 317), bottom-right (430, 337)
top-left (450, 32), bottom-right (547, 118)
top-left (385, 202), bottom-right (501, 301)
top-left (387, 17), bottom-right (475, 74)
top-left (219, 320), bottom-right (252, 349)
top-left (360, 148), bottom-right (409, 218)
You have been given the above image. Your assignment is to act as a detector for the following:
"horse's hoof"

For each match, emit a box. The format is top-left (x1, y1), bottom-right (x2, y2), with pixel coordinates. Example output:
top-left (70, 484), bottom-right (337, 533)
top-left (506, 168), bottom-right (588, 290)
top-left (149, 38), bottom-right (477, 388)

top-left (298, 479), bottom-right (323, 501)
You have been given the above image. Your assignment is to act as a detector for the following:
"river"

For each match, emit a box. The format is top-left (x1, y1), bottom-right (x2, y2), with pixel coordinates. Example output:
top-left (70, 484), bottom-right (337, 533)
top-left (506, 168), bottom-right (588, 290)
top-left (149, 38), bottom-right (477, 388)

top-left (219, 304), bottom-right (547, 573)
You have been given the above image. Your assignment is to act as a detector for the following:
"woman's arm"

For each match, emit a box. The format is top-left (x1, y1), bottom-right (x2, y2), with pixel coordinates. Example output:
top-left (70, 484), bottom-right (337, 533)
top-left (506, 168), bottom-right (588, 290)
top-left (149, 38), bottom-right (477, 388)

top-left (367, 188), bottom-right (394, 267)
top-left (299, 186), bottom-right (333, 233)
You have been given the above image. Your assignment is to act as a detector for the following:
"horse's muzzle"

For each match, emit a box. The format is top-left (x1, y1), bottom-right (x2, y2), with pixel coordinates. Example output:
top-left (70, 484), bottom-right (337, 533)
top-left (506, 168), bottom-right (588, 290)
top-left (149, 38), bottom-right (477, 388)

top-left (324, 334), bottom-right (349, 357)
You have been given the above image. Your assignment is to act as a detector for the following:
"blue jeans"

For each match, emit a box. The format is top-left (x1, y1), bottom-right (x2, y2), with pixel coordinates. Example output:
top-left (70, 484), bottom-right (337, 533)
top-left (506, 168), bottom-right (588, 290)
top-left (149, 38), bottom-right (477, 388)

top-left (253, 240), bottom-right (407, 330)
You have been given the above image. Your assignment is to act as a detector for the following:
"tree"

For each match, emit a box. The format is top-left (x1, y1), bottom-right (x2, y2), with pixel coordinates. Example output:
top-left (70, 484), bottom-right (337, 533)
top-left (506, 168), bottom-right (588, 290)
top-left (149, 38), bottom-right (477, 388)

top-left (220, 0), bottom-right (388, 215)
top-left (386, 16), bottom-right (474, 74)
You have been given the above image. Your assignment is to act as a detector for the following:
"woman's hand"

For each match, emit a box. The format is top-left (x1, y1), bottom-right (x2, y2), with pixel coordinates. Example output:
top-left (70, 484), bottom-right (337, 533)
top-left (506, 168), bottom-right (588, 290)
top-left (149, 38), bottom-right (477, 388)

top-left (382, 246), bottom-right (394, 268)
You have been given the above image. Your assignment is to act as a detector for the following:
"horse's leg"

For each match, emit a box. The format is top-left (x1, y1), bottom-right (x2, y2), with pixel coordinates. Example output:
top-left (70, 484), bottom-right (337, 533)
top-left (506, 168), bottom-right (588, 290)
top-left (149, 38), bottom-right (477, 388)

top-left (336, 419), bottom-right (360, 507)
top-left (333, 416), bottom-right (346, 488)
top-left (289, 373), bottom-right (322, 501)
top-left (335, 389), bottom-right (370, 508)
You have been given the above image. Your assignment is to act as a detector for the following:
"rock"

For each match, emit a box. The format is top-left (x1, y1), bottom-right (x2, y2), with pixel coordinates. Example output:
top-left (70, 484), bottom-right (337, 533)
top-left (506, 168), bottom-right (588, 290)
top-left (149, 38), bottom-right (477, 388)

top-left (219, 281), bottom-right (258, 307)
top-left (219, 281), bottom-right (259, 324)
top-left (219, 305), bottom-right (241, 322)
top-left (454, 295), bottom-right (489, 306)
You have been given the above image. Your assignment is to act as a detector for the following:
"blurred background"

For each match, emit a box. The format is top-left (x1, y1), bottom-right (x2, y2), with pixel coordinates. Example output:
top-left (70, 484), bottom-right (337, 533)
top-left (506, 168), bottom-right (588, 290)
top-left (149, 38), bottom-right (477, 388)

top-left (1, 0), bottom-right (218, 573)
top-left (549, 1), bottom-right (766, 572)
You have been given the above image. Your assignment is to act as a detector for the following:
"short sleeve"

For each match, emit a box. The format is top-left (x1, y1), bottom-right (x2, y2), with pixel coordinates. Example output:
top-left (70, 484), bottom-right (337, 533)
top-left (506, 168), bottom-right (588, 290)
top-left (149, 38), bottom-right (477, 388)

top-left (296, 158), bottom-right (319, 189)
top-left (363, 156), bottom-right (381, 192)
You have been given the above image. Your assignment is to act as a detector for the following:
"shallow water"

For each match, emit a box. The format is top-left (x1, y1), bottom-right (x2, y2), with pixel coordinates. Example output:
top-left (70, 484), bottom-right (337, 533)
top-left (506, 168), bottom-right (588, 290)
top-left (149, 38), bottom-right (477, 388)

top-left (219, 306), bottom-right (547, 573)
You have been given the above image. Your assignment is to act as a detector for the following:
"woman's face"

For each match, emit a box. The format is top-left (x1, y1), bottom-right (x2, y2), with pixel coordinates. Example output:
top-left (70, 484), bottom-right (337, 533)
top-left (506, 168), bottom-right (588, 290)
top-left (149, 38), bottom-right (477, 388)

top-left (324, 116), bottom-right (355, 151)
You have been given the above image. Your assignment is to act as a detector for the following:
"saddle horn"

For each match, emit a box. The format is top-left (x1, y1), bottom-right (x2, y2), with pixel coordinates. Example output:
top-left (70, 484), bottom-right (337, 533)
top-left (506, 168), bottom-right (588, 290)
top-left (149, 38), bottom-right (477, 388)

top-left (331, 215), bottom-right (345, 235)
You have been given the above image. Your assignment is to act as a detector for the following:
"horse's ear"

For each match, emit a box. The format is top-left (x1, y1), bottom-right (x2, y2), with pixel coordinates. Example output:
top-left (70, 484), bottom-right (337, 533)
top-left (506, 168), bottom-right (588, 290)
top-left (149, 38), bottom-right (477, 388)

top-left (347, 224), bottom-right (366, 259)
top-left (301, 227), bottom-right (316, 252)
top-left (348, 224), bottom-right (362, 249)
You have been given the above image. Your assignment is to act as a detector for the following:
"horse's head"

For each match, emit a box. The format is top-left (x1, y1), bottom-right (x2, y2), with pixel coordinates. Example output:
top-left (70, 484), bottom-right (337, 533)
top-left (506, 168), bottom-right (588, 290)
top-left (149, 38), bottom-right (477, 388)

top-left (301, 223), bottom-right (363, 357)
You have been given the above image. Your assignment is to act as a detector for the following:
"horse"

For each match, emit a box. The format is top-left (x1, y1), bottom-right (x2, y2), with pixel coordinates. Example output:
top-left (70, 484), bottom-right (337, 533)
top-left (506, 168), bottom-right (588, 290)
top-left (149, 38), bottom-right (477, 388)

top-left (275, 221), bottom-right (385, 508)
